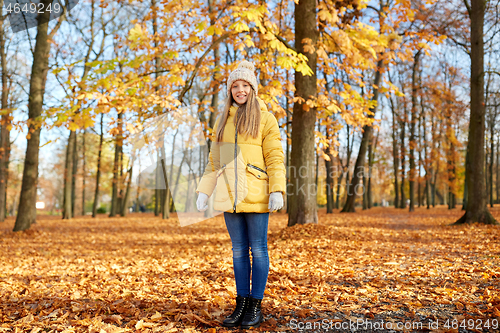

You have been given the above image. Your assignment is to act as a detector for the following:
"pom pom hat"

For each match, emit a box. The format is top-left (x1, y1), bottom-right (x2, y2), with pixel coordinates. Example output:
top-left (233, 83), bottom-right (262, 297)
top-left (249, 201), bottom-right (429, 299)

top-left (227, 61), bottom-right (258, 97)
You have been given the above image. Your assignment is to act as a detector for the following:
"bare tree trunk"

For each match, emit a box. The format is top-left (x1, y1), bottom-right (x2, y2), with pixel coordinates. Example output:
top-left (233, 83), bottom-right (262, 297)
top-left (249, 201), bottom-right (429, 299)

top-left (344, 170), bottom-right (350, 206)
top-left (390, 94), bottom-right (399, 208)
top-left (184, 149), bottom-right (196, 212)
top-left (363, 131), bottom-right (375, 211)
top-left (324, 123), bottom-right (334, 213)
top-left (418, 123), bottom-right (422, 208)
top-left (135, 151), bottom-right (141, 212)
top-left (63, 132), bottom-right (75, 219)
top-left (288, 0), bottom-right (318, 226)
top-left (337, 125), bottom-right (352, 209)
top-left (71, 130), bottom-right (78, 216)
top-left (170, 152), bottom-right (187, 213)
top-left (425, 147), bottom-right (430, 210)
top-left (315, 125), bottom-right (320, 193)
top-left (324, 156), bottom-right (334, 213)
top-left (117, 146), bottom-right (124, 213)
top-left (203, 85), bottom-right (218, 217)
top-left (335, 162), bottom-right (344, 210)
top-left (462, 150), bottom-right (468, 210)
top-left (399, 94), bottom-right (407, 209)
top-left (285, 70), bottom-right (291, 213)
top-left (367, 129), bottom-right (378, 209)
top-left (497, 136), bottom-right (499, 204)
top-left (362, 166), bottom-right (367, 210)
top-left (454, 0), bottom-right (496, 224)
top-left (430, 112), bottom-right (439, 207)
top-left (82, 130), bottom-right (86, 215)
top-left (490, 124), bottom-right (494, 208)
top-left (154, 149), bottom-right (160, 216)
top-left (151, 0), bottom-right (168, 218)
top-left (165, 130), bottom-right (179, 216)
top-left (446, 109), bottom-right (456, 209)
top-left (485, 148), bottom-right (488, 202)
top-left (92, 113), bottom-right (104, 217)
top-left (109, 112), bottom-right (123, 217)
top-left (417, 99), bottom-right (423, 208)
top-left (161, 144), bottom-right (170, 219)
top-left (409, 50), bottom-right (421, 212)
top-left (342, 60), bottom-right (383, 213)
top-left (185, 174), bottom-right (196, 212)
top-left (421, 100), bottom-right (431, 209)
top-left (315, 122), bottom-right (320, 202)
top-left (0, 0), bottom-right (11, 222)
top-left (120, 158), bottom-right (134, 217)
top-left (431, 172), bottom-right (437, 207)
top-left (14, 0), bottom-right (59, 231)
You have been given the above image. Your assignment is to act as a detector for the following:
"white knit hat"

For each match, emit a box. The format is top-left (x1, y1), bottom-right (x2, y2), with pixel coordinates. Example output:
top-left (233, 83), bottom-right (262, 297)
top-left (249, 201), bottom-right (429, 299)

top-left (227, 61), bottom-right (258, 97)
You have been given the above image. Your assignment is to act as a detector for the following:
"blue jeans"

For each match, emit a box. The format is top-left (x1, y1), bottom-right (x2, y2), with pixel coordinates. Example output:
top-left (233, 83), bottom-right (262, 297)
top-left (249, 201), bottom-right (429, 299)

top-left (224, 212), bottom-right (269, 300)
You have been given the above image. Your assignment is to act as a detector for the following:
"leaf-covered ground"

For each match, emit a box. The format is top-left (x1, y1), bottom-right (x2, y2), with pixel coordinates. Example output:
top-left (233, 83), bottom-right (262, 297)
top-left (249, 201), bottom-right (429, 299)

top-left (1, 207), bottom-right (499, 332)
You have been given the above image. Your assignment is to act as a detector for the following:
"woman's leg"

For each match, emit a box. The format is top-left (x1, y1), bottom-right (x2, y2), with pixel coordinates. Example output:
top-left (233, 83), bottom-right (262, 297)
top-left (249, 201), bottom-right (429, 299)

top-left (224, 212), bottom-right (251, 297)
top-left (245, 212), bottom-right (270, 300)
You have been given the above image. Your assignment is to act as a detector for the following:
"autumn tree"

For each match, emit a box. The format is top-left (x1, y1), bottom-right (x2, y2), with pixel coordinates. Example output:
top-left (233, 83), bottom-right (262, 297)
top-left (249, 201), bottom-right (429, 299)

top-left (109, 111), bottom-right (124, 217)
top-left (0, 0), bottom-right (11, 222)
top-left (92, 114), bottom-right (105, 216)
top-left (14, 1), bottom-right (66, 231)
top-left (341, 0), bottom-right (392, 213)
top-left (287, 0), bottom-right (318, 226)
top-left (50, 0), bottom-right (127, 219)
top-left (454, 0), bottom-right (497, 224)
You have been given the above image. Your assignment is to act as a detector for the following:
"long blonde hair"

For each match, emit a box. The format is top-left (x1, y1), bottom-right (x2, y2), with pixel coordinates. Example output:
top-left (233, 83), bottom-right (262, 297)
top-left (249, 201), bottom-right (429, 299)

top-left (215, 88), bottom-right (261, 142)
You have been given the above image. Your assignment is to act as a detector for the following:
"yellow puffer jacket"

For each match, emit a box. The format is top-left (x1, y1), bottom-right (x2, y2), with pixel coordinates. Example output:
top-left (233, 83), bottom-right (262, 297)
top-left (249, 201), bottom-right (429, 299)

top-left (196, 99), bottom-right (286, 213)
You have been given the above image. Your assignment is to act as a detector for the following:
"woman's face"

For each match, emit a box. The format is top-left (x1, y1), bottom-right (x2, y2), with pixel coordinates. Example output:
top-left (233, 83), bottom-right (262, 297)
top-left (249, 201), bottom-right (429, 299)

top-left (231, 80), bottom-right (251, 105)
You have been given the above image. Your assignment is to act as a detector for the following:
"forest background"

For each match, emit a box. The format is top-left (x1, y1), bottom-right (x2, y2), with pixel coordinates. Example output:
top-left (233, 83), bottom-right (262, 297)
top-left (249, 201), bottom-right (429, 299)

top-left (0, 0), bottom-right (499, 229)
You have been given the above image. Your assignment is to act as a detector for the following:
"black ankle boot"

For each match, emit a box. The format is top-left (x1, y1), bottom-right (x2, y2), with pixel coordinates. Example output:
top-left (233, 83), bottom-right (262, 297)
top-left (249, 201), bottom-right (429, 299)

top-left (222, 295), bottom-right (249, 327)
top-left (241, 297), bottom-right (263, 329)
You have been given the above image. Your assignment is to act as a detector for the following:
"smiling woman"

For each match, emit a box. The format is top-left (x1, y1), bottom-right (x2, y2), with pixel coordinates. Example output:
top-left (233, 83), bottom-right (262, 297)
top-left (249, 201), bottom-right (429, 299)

top-left (195, 60), bottom-right (286, 329)
top-left (231, 80), bottom-right (251, 105)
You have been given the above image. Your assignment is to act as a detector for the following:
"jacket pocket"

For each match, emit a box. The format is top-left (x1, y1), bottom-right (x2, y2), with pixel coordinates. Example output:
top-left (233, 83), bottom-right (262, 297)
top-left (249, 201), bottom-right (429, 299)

top-left (246, 163), bottom-right (268, 180)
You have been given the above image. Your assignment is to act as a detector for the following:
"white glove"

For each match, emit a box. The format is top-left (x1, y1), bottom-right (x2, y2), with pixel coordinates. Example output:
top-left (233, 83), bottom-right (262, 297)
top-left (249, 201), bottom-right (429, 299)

top-left (268, 192), bottom-right (284, 212)
top-left (196, 192), bottom-right (209, 211)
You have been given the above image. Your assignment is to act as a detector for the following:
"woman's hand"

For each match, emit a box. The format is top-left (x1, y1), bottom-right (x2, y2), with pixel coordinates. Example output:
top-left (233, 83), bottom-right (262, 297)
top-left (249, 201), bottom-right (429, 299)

top-left (268, 192), bottom-right (284, 212)
top-left (196, 192), bottom-right (209, 211)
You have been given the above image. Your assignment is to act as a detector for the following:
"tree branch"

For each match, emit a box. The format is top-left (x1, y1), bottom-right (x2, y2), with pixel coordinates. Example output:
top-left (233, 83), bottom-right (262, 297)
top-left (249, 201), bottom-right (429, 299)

top-left (274, 34), bottom-right (296, 52)
top-left (446, 34), bottom-right (471, 56)
top-left (178, 31), bottom-right (232, 105)
top-left (48, 3), bottom-right (67, 41)
top-left (463, 0), bottom-right (471, 17)
top-left (139, 69), bottom-right (171, 78)
top-left (485, 70), bottom-right (500, 77)
top-left (178, 26), bottom-right (296, 105)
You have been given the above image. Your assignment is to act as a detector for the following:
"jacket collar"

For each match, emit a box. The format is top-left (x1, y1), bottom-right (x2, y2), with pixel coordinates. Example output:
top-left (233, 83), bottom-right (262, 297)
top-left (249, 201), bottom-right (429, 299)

top-left (229, 104), bottom-right (239, 117)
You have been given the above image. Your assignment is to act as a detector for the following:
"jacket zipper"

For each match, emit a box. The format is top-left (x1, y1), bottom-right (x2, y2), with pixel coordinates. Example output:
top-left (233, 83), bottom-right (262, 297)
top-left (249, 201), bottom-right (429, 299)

top-left (247, 163), bottom-right (267, 175)
top-left (233, 112), bottom-right (238, 213)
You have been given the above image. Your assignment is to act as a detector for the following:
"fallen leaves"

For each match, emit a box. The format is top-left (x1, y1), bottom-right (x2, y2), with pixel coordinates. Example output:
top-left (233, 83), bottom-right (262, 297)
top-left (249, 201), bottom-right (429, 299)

top-left (0, 207), bottom-right (499, 332)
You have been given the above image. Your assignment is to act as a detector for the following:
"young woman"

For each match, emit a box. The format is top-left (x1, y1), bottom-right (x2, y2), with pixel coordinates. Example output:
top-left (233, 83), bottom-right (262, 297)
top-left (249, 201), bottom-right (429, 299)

top-left (196, 61), bottom-right (286, 329)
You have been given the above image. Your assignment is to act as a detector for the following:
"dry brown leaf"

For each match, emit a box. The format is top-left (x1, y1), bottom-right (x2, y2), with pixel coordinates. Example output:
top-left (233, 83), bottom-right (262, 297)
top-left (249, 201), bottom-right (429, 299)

top-left (150, 312), bottom-right (162, 321)
top-left (0, 209), bottom-right (498, 331)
